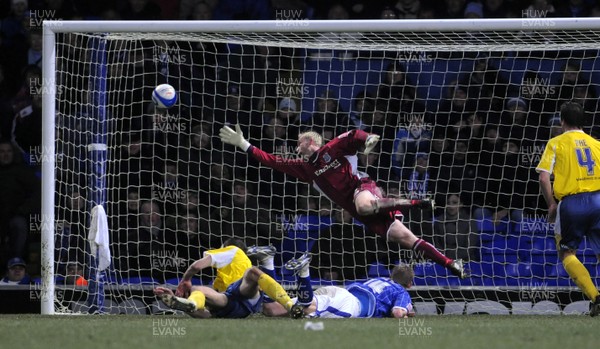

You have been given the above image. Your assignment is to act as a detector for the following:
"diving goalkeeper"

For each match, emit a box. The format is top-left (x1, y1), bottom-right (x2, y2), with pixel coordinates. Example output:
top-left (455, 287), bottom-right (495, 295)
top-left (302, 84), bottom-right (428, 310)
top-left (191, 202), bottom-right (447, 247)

top-left (219, 125), bottom-right (466, 278)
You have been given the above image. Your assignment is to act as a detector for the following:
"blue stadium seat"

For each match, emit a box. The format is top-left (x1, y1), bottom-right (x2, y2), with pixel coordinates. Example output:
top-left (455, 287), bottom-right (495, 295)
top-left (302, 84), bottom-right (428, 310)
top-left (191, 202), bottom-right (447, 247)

top-left (446, 277), bottom-right (461, 287)
top-left (122, 276), bottom-right (155, 285)
top-left (580, 236), bottom-right (599, 255)
top-left (481, 253), bottom-right (518, 265)
top-left (482, 277), bottom-right (507, 287)
top-left (529, 254), bottom-right (558, 265)
top-left (584, 264), bottom-right (598, 277)
top-left (499, 254), bottom-right (519, 264)
top-left (412, 276), bottom-right (427, 286)
top-left (505, 236), bottom-right (521, 251)
top-left (481, 278), bottom-right (495, 286)
top-left (531, 237), bottom-right (556, 254)
top-left (434, 264), bottom-right (448, 277)
top-left (479, 261), bottom-right (493, 275)
top-left (481, 236), bottom-right (522, 255)
top-left (479, 232), bottom-right (495, 243)
top-left (578, 253), bottom-right (597, 265)
top-left (465, 276), bottom-right (483, 286)
top-left (165, 278), bottom-right (180, 285)
top-left (556, 278), bottom-right (575, 287)
top-left (545, 263), bottom-right (574, 285)
top-left (480, 261), bottom-right (507, 278)
top-left (464, 262), bottom-right (484, 286)
top-left (594, 265), bottom-right (600, 285)
top-left (465, 261), bottom-right (483, 276)
top-left (367, 262), bottom-right (390, 278)
top-left (530, 263), bottom-right (546, 277)
top-left (541, 279), bottom-right (558, 287)
top-left (504, 263), bottom-right (541, 287)
top-left (412, 263), bottom-right (436, 277)
top-left (425, 276), bottom-right (447, 287)
top-left (505, 263), bottom-right (533, 278)
top-left (476, 218), bottom-right (509, 234)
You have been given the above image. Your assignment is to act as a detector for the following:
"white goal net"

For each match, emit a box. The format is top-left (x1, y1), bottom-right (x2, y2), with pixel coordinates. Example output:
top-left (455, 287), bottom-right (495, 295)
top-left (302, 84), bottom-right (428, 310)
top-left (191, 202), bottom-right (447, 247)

top-left (42, 19), bottom-right (600, 315)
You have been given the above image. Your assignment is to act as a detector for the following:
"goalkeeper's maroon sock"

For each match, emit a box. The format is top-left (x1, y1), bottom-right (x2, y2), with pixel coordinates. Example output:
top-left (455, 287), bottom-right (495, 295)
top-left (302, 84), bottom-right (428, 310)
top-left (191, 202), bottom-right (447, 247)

top-left (412, 238), bottom-right (452, 267)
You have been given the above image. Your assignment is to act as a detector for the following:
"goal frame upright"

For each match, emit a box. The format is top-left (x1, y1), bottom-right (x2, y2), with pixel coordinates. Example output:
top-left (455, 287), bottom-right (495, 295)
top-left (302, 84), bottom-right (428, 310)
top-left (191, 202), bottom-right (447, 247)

top-left (41, 18), bottom-right (600, 314)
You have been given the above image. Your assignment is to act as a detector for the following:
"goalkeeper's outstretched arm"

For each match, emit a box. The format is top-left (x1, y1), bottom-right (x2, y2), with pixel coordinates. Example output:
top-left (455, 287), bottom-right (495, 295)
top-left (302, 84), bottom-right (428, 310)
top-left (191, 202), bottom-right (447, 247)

top-left (219, 124), bottom-right (311, 182)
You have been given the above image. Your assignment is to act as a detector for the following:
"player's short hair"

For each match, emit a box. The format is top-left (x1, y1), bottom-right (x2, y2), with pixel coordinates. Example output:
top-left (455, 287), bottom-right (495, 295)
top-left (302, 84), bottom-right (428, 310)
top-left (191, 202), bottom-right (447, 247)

top-left (560, 101), bottom-right (585, 128)
top-left (391, 263), bottom-right (414, 288)
top-left (223, 237), bottom-right (247, 253)
top-left (298, 131), bottom-right (323, 147)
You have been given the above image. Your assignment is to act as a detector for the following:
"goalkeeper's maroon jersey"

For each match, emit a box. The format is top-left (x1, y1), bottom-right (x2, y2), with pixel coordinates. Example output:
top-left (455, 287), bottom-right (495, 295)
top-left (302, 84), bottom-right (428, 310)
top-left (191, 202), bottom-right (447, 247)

top-left (247, 129), bottom-right (371, 217)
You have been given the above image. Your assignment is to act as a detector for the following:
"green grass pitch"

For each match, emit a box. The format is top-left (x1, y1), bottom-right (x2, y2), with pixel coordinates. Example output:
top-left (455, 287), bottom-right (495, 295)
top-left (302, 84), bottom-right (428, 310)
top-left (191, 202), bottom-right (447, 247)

top-left (2, 314), bottom-right (596, 349)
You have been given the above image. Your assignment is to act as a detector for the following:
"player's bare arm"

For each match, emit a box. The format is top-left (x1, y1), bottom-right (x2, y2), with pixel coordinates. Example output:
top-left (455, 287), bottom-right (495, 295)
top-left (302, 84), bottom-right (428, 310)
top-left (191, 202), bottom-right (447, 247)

top-left (176, 255), bottom-right (213, 297)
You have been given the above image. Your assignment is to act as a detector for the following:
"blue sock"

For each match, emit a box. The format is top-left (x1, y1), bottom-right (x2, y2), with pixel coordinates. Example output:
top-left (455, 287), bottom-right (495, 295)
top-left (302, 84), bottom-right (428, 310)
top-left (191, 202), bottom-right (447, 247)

top-left (259, 266), bottom-right (276, 279)
top-left (297, 276), bottom-right (313, 305)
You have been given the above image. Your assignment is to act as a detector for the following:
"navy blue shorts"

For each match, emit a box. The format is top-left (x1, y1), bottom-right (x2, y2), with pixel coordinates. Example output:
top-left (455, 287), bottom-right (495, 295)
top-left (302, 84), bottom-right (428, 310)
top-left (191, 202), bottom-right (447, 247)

top-left (211, 279), bottom-right (262, 319)
top-left (557, 191), bottom-right (600, 254)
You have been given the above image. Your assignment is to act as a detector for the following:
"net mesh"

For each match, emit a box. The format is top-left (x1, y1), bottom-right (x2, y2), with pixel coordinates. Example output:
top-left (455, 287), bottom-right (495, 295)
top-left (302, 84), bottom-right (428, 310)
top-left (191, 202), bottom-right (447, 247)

top-left (102, 29), bottom-right (600, 52)
top-left (49, 26), bottom-right (600, 314)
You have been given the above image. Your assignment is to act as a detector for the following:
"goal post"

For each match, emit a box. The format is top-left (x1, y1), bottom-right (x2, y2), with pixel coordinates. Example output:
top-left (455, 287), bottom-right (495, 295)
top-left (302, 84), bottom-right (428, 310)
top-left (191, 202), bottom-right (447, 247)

top-left (41, 18), bottom-right (600, 315)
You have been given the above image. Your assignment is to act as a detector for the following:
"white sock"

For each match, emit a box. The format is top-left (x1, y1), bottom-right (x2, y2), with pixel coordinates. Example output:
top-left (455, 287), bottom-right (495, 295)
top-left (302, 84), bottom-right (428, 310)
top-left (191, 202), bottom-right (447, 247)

top-left (261, 256), bottom-right (275, 271)
top-left (299, 266), bottom-right (310, 278)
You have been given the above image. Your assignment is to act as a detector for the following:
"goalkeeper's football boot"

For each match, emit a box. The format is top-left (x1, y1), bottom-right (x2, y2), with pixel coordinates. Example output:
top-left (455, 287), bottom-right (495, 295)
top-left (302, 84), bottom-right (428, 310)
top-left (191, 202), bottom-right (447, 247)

top-left (284, 253), bottom-right (313, 273)
top-left (246, 245), bottom-right (277, 261)
top-left (448, 259), bottom-right (469, 279)
top-left (160, 294), bottom-right (197, 313)
top-left (590, 295), bottom-right (600, 317)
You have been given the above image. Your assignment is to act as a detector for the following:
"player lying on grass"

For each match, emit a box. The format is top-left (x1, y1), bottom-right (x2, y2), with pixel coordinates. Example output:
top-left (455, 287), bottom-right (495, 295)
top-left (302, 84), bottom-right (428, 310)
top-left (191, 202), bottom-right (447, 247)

top-left (154, 265), bottom-right (295, 318)
top-left (247, 246), bottom-right (414, 319)
top-left (536, 101), bottom-right (600, 317)
top-left (154, 238), bottom-right (295, 318)
top-left (220, 125), bottom-right (467, 278)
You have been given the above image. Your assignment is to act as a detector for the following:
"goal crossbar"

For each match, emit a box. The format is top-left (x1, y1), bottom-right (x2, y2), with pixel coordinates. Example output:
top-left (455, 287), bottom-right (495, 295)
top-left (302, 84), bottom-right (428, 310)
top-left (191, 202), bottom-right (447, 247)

top-left (44, 18), bottom-right (600, 33)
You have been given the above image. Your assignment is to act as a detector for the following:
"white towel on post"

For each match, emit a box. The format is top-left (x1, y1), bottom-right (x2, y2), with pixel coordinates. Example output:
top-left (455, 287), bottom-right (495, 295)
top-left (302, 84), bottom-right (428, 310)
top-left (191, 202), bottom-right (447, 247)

top-left (89, 205), bottom-right (111, 271)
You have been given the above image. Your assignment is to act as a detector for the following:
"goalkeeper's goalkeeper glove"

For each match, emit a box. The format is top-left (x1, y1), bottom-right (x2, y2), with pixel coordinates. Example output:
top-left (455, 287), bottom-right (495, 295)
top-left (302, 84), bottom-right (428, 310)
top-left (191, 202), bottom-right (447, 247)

top-left (219, 124), bottom-right (251, 151)
top-left (364, 134), bottom-right (380, 155)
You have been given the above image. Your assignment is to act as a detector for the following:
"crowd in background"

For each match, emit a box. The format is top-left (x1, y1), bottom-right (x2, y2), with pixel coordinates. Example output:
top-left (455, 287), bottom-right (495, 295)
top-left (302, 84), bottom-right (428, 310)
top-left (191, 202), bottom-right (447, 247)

top-left (1, 0), bottom-right (600, 285)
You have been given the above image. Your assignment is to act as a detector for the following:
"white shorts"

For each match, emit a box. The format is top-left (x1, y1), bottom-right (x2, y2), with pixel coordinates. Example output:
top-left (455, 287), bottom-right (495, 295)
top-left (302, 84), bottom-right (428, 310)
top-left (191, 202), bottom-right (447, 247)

top-left (310, 286), bottom-right (361, 318)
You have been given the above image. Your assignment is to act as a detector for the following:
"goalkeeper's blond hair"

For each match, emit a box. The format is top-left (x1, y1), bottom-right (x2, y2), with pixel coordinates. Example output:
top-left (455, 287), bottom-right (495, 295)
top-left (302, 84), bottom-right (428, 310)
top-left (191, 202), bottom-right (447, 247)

top-left (298, 131), bottom-right (323, 147)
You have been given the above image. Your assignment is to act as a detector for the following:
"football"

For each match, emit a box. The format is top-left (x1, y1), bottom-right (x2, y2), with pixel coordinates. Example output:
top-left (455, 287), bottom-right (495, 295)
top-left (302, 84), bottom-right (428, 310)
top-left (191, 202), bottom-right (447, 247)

top-left (152, 83), bottom-right (177, 109)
